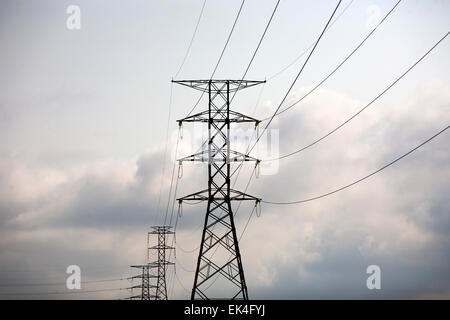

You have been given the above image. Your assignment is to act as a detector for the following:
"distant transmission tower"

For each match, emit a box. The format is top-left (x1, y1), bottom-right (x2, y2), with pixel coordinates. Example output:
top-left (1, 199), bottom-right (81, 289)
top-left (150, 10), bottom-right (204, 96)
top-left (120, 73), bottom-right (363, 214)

top-left (129, 264), bottom-right (158, 300)
top-left (129, 226), bottom-right (175, 300)
top-left (150, 226), bottom-right (175, 300)
top-left (174, 79), bottom-right (264, 300)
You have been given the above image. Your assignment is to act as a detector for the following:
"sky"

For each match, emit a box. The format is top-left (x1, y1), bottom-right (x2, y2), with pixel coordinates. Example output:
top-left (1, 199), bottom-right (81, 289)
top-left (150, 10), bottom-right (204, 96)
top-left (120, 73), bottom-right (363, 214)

top-left (0, 0), bottom-right (449, 299)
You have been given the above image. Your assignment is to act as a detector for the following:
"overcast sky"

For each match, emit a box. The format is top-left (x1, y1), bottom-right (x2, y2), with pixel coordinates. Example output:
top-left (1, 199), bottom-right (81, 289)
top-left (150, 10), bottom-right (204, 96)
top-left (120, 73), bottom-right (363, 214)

top-left (0, 0), bottom-right (449, 299)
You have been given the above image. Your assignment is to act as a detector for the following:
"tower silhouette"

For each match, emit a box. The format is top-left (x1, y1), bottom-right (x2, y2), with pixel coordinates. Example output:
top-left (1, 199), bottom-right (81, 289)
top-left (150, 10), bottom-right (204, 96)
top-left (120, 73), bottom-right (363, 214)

top-left (174, 79), bottom-right (264, 300)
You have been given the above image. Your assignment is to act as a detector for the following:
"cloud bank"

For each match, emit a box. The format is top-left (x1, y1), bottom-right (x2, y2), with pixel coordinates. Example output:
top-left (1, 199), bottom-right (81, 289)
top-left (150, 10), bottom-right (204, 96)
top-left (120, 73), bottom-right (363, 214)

top-left (0, 82), bottom-right (449, 299)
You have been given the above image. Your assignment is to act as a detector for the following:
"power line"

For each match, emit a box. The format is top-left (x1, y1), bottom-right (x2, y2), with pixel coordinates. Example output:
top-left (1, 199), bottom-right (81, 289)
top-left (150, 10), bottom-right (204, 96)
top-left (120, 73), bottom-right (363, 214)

top-left (185, 0), bottom-right (246, 117)
top-left (267, 0), bottom-right (354, 80)
top-left (251, 81), bottom-right (266, 116)
top-left (261, 0), bottom-right (402, 121)
top-left (155, 83), bottom-right (174, 225)
top-left (174, 272), bottom-right (191, 295)
top-left (239, 202), bottom-right (257, 241)
top-left (192, 0), bottom-right (281, 208)
top-left (169, 163), bottom-right (182, 226)
top-left (0, 287), bottom-right (127, 296)
top-left (230, 0), bottom-right (342, 185)
top-left (262, 124), bottom-right (449, 205)
top-left (180, 0), bottom-right (280, 168)
top-left (236, 31), bottom-right (448, 226)
top-left (174, 0), bottom-right (208, 79)
top-left (163, 162), bottom-right (185, 296)
top-left (153, 1), bottom-right (210, 293)
top-left (221, 0), bottom-right (280, 130)
top-left (163, 128), bottom-right (182, 225)
top-left (248, 0), bottom-right (342, 157)
top-left (174, 257), bottom-right (195, 273)
top-left (176, 242), bottom-right (199, 254)
top-left (210, 0), bottom-right (245, 78)
top-left (157, 1), bottom-right (209, 224)
top-left (165, 160), bottom-right (197, 293)
top-left (163, 0), bottom-right (236, 224)
top-left (229, 0), bottom-right (352, 158)
top-left (264, 30), bottom-right (449, 162)
top-left (231, 0), bottom-right (399, 184)
top-left (234, 7), bottom-right (447, 228)
top-left (0, 277), bottom-right (130, 288)
top-left (234, 0), bottom-right (280, 89)
top-left (0, 264), bottom-right (134, 274)
top-left (232, 0), bottom-right (403, 239)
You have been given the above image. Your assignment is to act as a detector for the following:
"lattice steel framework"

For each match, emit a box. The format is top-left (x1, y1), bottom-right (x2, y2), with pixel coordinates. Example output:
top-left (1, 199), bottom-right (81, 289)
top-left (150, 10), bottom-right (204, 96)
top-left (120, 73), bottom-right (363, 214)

top-left (150, 226), bottom-right (175, 300)
top-left (129, 264), bottom-right (158, 300)
top-left (174, 79), bottom-right (264, 300)
top-left (129, 226), bottom-right (174, 300)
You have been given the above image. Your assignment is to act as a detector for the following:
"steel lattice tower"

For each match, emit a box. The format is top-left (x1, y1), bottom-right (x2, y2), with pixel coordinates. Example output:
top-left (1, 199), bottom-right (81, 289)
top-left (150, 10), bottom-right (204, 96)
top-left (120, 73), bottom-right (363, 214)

top-left (174, 79), bottom-right (264, 300)
top-left (149, 226), bottom-right (175, 300)
top-left (129, 264), bottom-right (158, 300)
top-left (129, 226), bottom-right (174, 300)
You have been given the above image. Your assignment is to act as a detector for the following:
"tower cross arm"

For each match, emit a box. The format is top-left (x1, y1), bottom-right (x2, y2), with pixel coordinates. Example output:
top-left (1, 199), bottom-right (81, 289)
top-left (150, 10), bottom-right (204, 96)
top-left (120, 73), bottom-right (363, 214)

top-left (178, 149), bottom-right (259, 163)
top-left (177, 189), bottom-right (209, 202)
top-left (172, 79), bottom-right (266, 93)
top-left (177, 110), bottom-right (260, 124)
top-left (229, 189), bottom-right (261, 202)
top-left (177, 189), bottom-right (261, 203)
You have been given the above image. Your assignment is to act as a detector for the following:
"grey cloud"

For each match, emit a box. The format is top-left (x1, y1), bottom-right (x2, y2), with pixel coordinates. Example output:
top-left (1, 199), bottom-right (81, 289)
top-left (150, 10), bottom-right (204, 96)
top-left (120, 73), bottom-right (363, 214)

top-left (0, 84), bottom-right (449, 299)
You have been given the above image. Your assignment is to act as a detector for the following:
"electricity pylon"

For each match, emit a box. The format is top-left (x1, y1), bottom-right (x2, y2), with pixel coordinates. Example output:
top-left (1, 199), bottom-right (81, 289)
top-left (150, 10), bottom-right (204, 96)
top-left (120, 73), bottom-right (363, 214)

top-left (150, 226), bottom-right (175, 300)
top-left (174, 79), bottom-right (264, 300)
top-left (129, 264), bottom-right (158, 300)
top-left (129, 226), bottom-right (174, 300)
